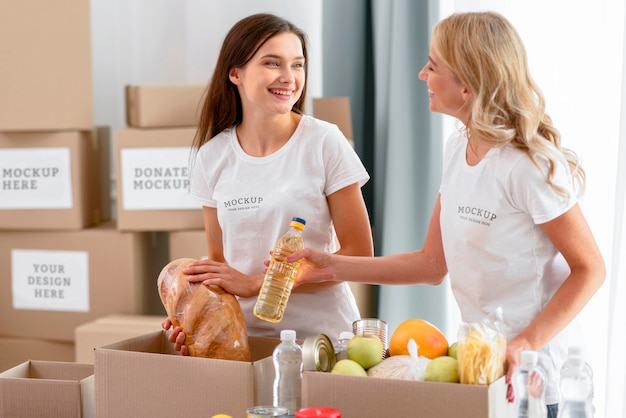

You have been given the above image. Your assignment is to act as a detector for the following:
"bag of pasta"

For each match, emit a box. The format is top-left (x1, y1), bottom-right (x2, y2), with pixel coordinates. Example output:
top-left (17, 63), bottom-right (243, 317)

top-left (457, 307), bottom-right (507, 385)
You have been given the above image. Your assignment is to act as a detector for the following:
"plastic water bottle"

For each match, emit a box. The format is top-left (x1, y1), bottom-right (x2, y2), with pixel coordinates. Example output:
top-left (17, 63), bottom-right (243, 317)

top-left (273, 329), bottom-right (303, 414)
top-left (512, 350), bottom-right (547, 418)
top-left (334, 331), bottom-right (354, 361)
top-left (558, 347), bottom-right (593, 418)
top-left (254, 217), bottom-right (306, 323)
top-left (558, 346), bottom-right (594, 417)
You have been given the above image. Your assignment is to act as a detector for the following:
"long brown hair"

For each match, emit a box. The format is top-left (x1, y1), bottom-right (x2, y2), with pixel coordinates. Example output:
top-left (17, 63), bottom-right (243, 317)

top-left (192, 13), bottom-right (309, 151)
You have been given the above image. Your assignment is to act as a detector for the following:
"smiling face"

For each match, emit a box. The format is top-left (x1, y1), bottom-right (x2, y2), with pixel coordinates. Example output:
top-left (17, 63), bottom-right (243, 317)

top-left (229, 32), bottom-right (305, 118)
top-left (418, 47), bottom-right (471, 122)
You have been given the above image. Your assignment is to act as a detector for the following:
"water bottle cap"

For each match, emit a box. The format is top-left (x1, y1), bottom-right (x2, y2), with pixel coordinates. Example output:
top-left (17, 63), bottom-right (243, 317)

top-left (568, 346), bottom-right (583, 358)
top-left (291, 217), bottom-right (306, 230)
top-left (339, 331), bottom-right (354, 340)
top-left (521, 350), bottom-right (538, 365)
top-left (280, 329), bottom-right (297, 341)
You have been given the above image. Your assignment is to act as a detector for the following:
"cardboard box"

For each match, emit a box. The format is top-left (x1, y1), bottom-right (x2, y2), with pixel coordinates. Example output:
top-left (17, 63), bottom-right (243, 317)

top-left (302, 372), bottom-right (512, 417)
top-left (114, 128), bottom-right (204, 231)
top-left (75, 314), bottom-right (166, 364)
top-left (0, 222), bottom-right (167, 342)
top-left (94, 330), bottom-right (279, 418)
top-left (0, 128), bottom-right (111, 230)
top-left (168, 229), bottom-right (208, 260)
top-left (0, 360), bottom-right (94, 418)
top-left (312, 97), bottom-right (354, 146)
top-left (0, 337), bottom-right (74, 373)
top-left (0, 0), bottom-right (93, 131)
top-left (126, 84), bottom-right (206, 128)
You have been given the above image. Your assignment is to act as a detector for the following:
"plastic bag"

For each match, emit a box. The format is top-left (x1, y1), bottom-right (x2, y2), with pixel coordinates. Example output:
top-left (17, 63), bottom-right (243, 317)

top-left (367, 338), bottom-right (431, 381)
top-left (457, 307), bottom-right (507, 385)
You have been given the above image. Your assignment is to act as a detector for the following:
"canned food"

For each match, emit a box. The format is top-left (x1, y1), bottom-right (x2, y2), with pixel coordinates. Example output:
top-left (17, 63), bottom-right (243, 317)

top-left (302, 334), bottom-right (336, 372)
top-left (246, 406), bottom-right (290, 417)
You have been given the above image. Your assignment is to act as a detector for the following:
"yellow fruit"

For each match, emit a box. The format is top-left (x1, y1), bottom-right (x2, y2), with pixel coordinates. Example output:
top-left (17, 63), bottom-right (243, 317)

top-left (211, 415), bottom-right (233, 418)
top-left (389, 319), bottom-right (448, 359)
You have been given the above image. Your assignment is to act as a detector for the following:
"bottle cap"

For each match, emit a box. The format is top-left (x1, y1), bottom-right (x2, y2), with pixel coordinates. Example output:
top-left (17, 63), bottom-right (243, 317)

top-left (521, 350), bottom-right (538, 365)
top-left (568, 346), bottom-right (583, 357)
top-left (291, 217), bottom-right (306, 230)
top-left (280, 329), bottom-right (297, 342)
top-left (339, 331), bottom-right (354, 341)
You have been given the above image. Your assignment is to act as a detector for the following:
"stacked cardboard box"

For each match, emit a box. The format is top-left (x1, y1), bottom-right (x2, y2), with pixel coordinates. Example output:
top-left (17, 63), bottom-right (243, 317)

top-left (0, 1), bottom-right (169, 383)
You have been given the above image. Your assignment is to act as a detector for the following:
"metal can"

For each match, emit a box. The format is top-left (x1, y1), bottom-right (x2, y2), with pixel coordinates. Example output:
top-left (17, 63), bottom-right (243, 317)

top-left (246, 405), bottom-right (290, 417)
top-left (302, 334), bottom-right (336, 372)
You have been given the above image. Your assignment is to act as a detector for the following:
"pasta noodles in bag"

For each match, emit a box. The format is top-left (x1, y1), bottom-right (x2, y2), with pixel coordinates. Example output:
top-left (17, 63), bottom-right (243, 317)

top-left (457, 307), bottom-right (507, 385)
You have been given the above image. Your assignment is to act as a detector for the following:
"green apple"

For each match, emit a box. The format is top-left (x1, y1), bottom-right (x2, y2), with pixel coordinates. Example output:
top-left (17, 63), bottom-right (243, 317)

top-left (347, 334), bottom-right (383, 369)
top-left (330, 359), bottom-right (368, 376)
top-left (424, 356), bottom-right (460, 383)
top-left (448, 342), bottom-right (458, 359)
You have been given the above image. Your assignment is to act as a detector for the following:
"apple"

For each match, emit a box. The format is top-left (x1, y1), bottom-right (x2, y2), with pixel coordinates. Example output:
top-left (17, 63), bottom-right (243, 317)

top-left (330, 359), bottom-right (368, 377)
top-left (424, 356), bottom-right (460, 383)
top-left (347, 334), bottom-right (383, 369)
top-left (448, 342), bottom-right (458, 359)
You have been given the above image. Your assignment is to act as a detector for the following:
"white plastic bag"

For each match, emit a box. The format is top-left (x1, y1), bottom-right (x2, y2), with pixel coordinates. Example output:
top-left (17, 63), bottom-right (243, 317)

top-left (367, 338), bottom-right (431, 381)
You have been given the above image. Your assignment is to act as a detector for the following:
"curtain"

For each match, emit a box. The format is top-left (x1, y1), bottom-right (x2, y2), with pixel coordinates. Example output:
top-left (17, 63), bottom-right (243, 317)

top-left (368, 0), bottom-right (451, 336)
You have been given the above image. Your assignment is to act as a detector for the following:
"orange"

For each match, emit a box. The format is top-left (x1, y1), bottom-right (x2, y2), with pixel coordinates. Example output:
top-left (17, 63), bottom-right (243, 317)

top-left (389, 318), bottom-right (449, 359)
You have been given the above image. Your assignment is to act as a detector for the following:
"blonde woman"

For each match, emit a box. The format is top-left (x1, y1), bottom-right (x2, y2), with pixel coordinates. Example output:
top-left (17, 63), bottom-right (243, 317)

top-left (289, 11), bottom-right (604, 417)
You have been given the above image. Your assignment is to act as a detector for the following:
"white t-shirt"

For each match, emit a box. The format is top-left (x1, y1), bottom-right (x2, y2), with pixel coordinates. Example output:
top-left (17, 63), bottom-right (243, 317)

top-left (439, 131), bottom-right (579, 404)
top-left (189, 114), bottom-right (369, 343)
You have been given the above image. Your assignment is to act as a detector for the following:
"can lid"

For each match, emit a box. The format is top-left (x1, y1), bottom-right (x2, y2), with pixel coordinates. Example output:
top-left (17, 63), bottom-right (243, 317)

top-left (302, 334), bottom-right (336, 372)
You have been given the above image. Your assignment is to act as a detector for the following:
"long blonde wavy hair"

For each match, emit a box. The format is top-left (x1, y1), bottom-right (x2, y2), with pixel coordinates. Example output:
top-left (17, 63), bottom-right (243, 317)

top-left (432, 11), bottom-right (585, 197)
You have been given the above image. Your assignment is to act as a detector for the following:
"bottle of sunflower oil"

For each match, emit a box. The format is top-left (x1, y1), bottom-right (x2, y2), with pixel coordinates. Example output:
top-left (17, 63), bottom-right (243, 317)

top-left (253, 217), bottom-right (306, 323)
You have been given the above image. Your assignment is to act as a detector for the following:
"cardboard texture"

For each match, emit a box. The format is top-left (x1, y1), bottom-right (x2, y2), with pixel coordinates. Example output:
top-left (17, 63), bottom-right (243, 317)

top-left (302, 372), bottom-right (512, 418)
top-left (312, 97), bottom-right (354, 145)
top-left (114, 128), bottom-right (204, 231)
top-left (126, 84), bottom-right (206, 128)
top-left (168, 229), bottom-right (208, 261)
top-left (0, 360), bottom-right (94, 418)
top-left (0, 128), bottom-right (111, 230)
top-left (0, 337), bottom-right (74, 373)
top-left (94, 330), bottom-right (278, 418)
top-left (0, 222), bottom-right (166, 342)
top-left (74, 314), bottom-right (166, 364)
top-left (0, 0), bottom-right (93, 131)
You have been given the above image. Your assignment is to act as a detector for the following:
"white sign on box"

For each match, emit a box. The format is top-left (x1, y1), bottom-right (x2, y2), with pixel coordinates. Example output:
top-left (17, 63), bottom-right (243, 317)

top-left (0, 148), bottom-right (73, 209)
top-left (11, 249), bottom-right (90, 312)
top-left (120, 147), bottom-right (198, 210)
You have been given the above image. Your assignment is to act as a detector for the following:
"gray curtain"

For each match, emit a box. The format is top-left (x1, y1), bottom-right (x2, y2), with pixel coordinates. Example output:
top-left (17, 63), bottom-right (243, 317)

top-left (321, 0), bottom-right (449, 334)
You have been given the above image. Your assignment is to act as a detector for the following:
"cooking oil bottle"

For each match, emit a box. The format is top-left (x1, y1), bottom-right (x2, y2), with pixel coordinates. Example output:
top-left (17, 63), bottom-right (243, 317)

top-left (254, 217), bottom-right (306, 323)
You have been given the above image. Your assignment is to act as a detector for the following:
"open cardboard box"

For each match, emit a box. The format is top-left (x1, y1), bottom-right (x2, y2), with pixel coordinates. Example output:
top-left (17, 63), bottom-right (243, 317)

top-left (94, 330), bottom-right (279, 418)
top-left (302, 371), bottom-right (513, 418)
top-left (0, 360), bottom-right (94, 418)
top-left (74, 314), bottom-right (166, 364)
